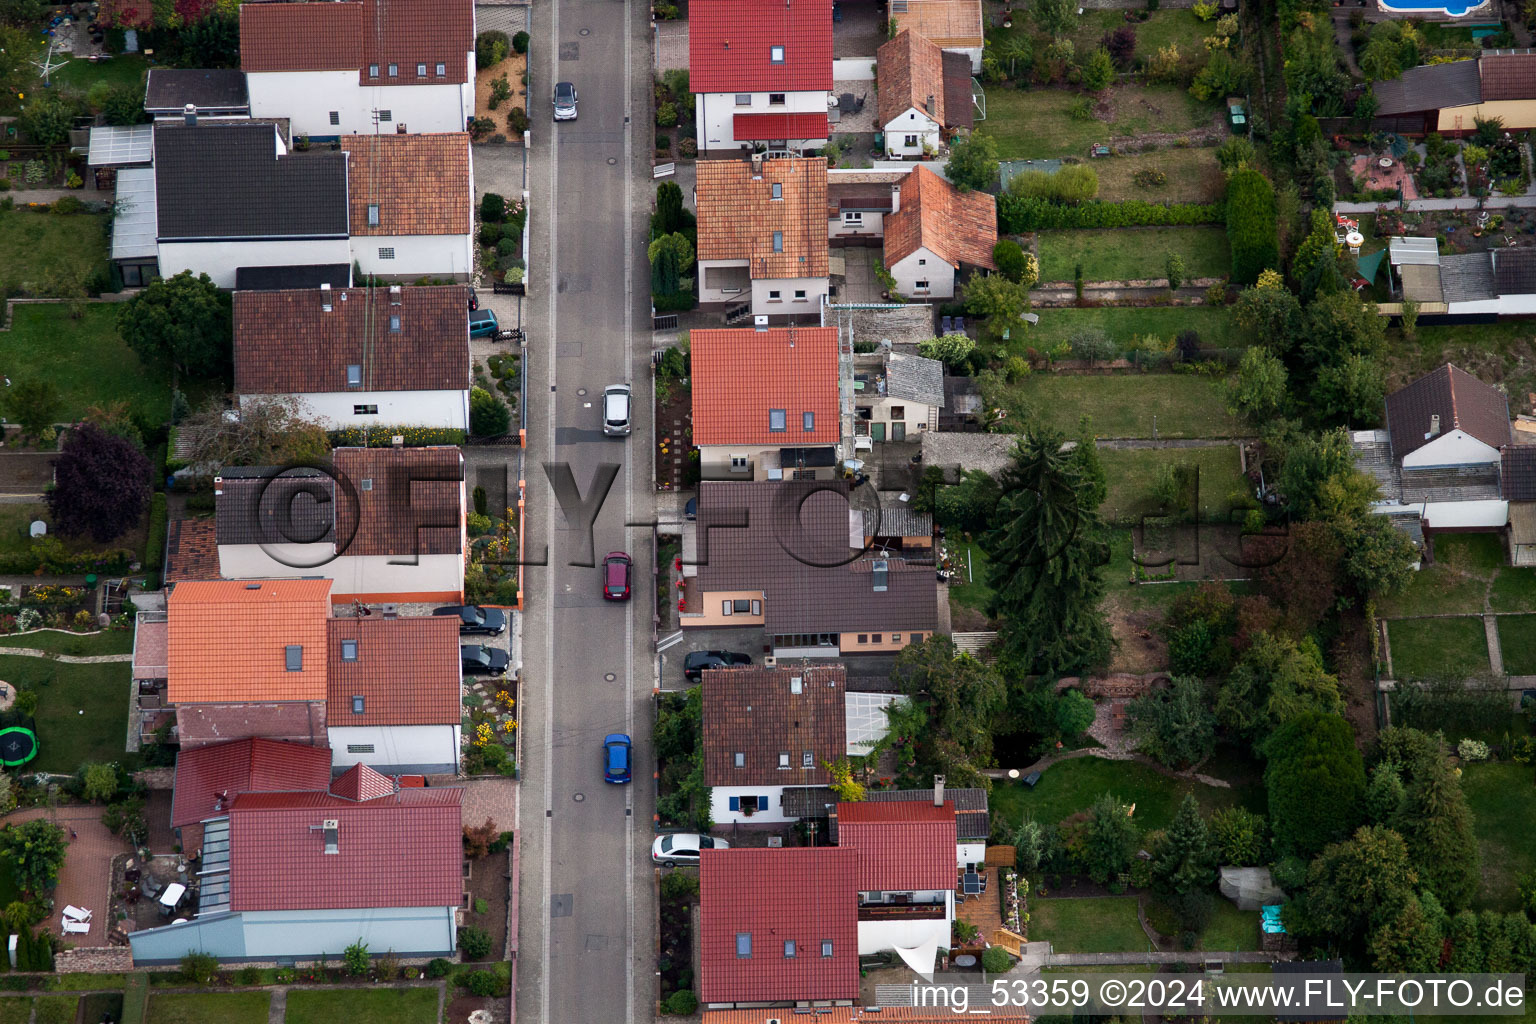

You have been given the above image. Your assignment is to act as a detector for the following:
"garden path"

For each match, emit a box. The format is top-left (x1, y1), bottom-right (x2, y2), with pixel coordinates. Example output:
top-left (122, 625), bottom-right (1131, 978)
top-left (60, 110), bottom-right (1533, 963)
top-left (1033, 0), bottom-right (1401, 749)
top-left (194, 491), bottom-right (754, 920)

top-left (983, 746), bottom-right (1233, 790)
top-left (1335, 195), bottom-right (1536, 213)
top-left (0, 650), bottom-right (130, 663)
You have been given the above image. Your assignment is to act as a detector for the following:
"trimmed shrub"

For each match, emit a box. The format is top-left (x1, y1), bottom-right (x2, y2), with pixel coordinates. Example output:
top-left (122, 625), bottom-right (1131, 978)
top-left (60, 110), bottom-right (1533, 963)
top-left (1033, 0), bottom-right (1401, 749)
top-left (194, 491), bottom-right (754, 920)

top-left (425, 958), bottom-right (454, 979)
top-left (662, 990), bottom-right (699, 1015)
top-left (997, 194), bottom-right (1221, 232)
top-left (480, 192), bottom-right (507, 223)
top-left (476, 31), bottom-right (510, 69)
top-left (467, 970), bottom-right (499, 996)
top-left (459, 925), bottom-right (494, 960)
top-left (513, 30), bottom-right (530, 54)
top-left (982, 945), bottom-right (1014, 973)
top-left (1224, 167), bottom-right (1277, 285)
top-left (143, 493), bottom-right (168, 571)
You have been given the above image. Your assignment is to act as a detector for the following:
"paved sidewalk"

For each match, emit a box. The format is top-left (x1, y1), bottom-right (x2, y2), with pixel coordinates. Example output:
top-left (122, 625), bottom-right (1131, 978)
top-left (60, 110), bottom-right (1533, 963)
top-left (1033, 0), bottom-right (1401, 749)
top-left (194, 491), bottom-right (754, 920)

top-left (1335, 195), bottom-right (1536, 213)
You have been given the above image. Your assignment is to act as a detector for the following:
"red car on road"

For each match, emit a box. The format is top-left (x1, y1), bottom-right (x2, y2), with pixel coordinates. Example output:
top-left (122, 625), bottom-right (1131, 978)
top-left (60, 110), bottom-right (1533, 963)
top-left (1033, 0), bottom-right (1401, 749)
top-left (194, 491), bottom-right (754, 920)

top-left (603, 551), bottom-right (632, 601)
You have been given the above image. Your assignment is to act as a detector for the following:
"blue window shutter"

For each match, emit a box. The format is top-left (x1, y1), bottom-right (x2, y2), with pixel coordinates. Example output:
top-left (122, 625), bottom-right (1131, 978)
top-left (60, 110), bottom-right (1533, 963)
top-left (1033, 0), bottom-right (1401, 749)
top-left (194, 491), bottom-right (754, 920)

top-left (729, 797), bottom-right (740, 811)
top-left (757, 796), bottom-right (769, 811)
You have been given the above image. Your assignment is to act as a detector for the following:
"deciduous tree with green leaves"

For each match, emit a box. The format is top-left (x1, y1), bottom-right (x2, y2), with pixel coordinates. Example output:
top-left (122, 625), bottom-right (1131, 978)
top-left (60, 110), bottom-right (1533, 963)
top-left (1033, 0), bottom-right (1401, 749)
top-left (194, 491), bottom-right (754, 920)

top-left (888, 635), bottom-right (1008, 788)
top-left (0, 819), bottom-right (68, 895)
top-left (1227, 346), bottom-right (1288, 424)
top-left (944, 132), bottom-right (999, 193)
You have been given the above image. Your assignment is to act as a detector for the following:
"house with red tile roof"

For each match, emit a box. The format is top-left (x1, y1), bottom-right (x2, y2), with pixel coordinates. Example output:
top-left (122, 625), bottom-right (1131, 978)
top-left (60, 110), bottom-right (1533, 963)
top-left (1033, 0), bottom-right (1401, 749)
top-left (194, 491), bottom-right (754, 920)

top-left (159, 578), bottom-right (463, 774)
top-left (838, 799), bottom-right (959, 974)
top-left (700, 847), bottom-right (861, 1007)
top-left (130, 764), bottom-right (464, 965)
top-left (690, 327), bottom-right (844, 480)
top-left (884, 166), bottom-right (997, 300)
top-left (876, 30), bottom-right (977, 158)
top-left (240, 0), bottom-right (475, 139)
top-left (689, 0), bottom-right (833, 152)
top-left (339, 134), bottom-right (475, 281)
top-left (697, 155), bottom-right (830, 318)
top-left (210, 447), bottom-right (466, 604)
top-left (234, 286), bottom-right (470, 431)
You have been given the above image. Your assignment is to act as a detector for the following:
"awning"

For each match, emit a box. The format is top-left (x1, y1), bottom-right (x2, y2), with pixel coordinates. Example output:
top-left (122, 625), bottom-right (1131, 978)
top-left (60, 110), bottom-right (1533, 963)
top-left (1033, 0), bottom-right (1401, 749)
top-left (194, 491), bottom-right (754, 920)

top-left (733, 112), bottom-right (829, 141)
top-left (111, 167), bottom-right (159, 261)
top-left (87, 124), bottom-right (154, 167)
top-left (1356, 248), bottom-right (1386, 285)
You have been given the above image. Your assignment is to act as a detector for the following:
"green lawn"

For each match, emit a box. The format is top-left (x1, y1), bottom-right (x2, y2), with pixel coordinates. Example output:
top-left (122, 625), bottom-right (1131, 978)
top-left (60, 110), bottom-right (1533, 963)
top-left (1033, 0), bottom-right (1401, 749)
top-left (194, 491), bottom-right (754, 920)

top-left (991, 371), bottom-right (1242, 440)
top-left (947, 539), bottom-right (993, 613)
top-left (147, 992), bottom-right (270, 1024)
top-left (1497, 615), bottom-right (1536, 675)
top-left (1036, 227), bottom-right (1230, 284)
top-left (0, 656), bottom-right (131, 772)
top-left (1012, 306), bottom-right (1240, 352)
top-left (1145, 897), bottom-right (1260, 950)
top-left (1064, 8), bottom-right (1216, 58)
top-left (1099, 446), bottom-right (1246, 525)
top-left (1081, 146), bottom-right (1227, 204)
top-left (0, 630), bottom-right (135, 656)
top-left (0, 1000), bottom-right (27, 1024)
top-left (0, 210), bottom-right (109, 300)
top-left (1489, 566), bottom-right (1536, 612)
top-left (980, 84), bottom-right (1216, 160)
top-left (1377, 533), bottom-right (1510, 618)
top-left (32, 995), bottom-right (77, 1024)
top-left (283, 987), bottom-right (439, 1024)
top-left (1030, 897), bottom-right (1149, 953)
top-left (2, 304), bottom-right (172, 425)
top-left (990, 756), bottom-right (1263, 834)
top-left (1435, 533), bottom-right (1506, 572)
top-left (1386, 616), bottom-right (1492, 680)
top-left (1461, 761), bottom-right (1536, 912)
top-left (47, 54), bottom-right (152, 94)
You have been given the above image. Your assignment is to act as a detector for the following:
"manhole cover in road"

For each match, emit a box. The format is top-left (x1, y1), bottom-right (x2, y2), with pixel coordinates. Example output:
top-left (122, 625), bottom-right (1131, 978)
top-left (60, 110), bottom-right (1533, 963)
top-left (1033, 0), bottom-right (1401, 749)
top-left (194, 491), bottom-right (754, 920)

top-left (551, 894), bottom-right (573, 918)
top-left (560, 42), bottom-right (579, 60)
top-left (604, 672), bottom-right (616, 681)
top-left (579, 28), bottom-right (591, 35)
top-left (585, 934), bottom-right (608, 951)
top-left (576, 388), bottom-right (587, 396)
top-left (607, 157), bottom-right (617, 165)
top-left (573, 792), bottom-right (585, 802)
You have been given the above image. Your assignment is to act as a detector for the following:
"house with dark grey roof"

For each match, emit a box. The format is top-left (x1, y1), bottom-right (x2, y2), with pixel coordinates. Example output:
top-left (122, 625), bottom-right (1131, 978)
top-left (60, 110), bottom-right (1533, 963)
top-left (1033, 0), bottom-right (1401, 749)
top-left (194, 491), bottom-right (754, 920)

top-left (211, 447), bottom-right (465, 603)
top-left (153, 121), bottom-right (351, 288)
top-left (1373, 52), bottom-right (1536, 136)
top-left (144, 68), bottom-right (250, 119)
top-left (685, 481), bottom-right (938, 656)
top-left (233, 285), bottom-right (470, 430)
top-left (240, 0), bottom-right (474, 139)
top-left (854, 349), bottom-right (945, 441)
top-left (1352, 364), bottom-right (1512, 543)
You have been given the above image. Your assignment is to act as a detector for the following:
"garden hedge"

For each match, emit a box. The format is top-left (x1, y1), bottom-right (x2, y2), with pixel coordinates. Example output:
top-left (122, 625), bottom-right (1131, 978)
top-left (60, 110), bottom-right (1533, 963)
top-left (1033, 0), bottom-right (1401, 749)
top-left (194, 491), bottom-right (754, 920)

top-left (996, 194), bottom-right (1223, 233)
top-left (326, 426), bottom-right (467, 447)
top-left (1224, 167), bottom-right (1278, 285)
top-left (144, 493), bottom-right (167, 572)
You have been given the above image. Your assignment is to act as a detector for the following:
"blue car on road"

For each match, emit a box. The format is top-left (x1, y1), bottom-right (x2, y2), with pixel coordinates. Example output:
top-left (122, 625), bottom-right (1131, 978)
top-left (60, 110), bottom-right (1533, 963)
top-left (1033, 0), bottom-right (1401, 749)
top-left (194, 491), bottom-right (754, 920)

top-left (604, 733), bottom-right (632, 784)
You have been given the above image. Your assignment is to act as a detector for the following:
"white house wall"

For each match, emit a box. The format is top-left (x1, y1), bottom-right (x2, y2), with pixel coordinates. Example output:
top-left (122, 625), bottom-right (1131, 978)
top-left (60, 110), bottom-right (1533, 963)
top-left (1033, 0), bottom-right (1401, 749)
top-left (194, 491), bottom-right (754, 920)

top-left (699, 259), bottom-right (751, 304)
top-left (829, 210), bottom-right (885, 237)
top-left (883, 109), bottom-right (941, 157)
top-left (889, 246), bottom-right (956, 299)
top-left (710, 785), bottom-right (798, 824)
top-left (833, 58), bottom-right (876, 79)
top-left (751, 276), bottom-right (829, 315)
top-left (1400, 430), bottom-right (1501, 469)
top-left (246, 69), bottom-right (474, 138)
top-left (957, 841), bottom-right (985, 868)
top-left (217, 546), bottom-right (464, 601)
top-left (328, 724), bottom-right (462, 774)
top-left (697, 90), bottom-right (829, 151)
top-left (238, 390), bottom-right (469, 431)
top-left (857, 906), bottom-right (952, 957)
top-left (158, 238), bottom-right (352, 289)
top-left (352, 232), bottom-right (474, 281)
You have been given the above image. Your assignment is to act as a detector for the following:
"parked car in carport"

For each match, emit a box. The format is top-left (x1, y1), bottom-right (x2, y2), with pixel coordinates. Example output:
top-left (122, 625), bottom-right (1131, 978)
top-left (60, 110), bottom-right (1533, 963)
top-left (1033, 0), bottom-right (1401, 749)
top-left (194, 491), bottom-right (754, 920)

top-left (461, 644), bottom-right (509, 676)
top-left (683, 649), bottom-right (752, 682)
top-left (651, 833), bottom-right (729, 866)
top-left (433, 604), bottom-right (507, 636)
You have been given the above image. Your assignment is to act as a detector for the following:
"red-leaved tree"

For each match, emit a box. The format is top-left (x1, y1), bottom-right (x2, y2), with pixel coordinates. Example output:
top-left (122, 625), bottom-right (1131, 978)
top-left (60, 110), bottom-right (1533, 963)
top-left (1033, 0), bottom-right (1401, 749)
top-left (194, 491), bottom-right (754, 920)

top-left (47, 423), bottom-right (150, 544)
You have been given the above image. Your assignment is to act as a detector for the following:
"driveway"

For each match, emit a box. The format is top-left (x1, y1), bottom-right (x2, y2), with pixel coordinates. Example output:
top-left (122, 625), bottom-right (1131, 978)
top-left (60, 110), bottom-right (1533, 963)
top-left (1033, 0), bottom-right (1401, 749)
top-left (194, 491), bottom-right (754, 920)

top-left (658, 626), bottom-right (771, 690)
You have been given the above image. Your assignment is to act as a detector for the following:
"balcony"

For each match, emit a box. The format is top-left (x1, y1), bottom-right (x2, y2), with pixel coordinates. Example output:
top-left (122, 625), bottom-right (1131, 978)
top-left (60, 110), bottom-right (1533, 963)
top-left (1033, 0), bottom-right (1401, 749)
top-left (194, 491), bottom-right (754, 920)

top-left (858, 901), bottom-right (945, 921)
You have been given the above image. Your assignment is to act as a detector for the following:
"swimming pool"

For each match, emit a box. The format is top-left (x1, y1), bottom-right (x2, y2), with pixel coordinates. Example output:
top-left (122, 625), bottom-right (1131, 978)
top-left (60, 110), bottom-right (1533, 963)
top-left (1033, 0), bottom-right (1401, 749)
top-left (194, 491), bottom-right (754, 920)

top-left (1377, 0), bottom-right (1489, 17)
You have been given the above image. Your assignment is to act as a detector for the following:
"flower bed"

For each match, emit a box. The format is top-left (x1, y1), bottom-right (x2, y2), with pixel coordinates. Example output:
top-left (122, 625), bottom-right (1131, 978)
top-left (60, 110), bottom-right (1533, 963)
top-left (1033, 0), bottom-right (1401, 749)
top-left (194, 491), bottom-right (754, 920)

top-left (462, 679), bottom-right (517, 776)
top-left (1000, 868), bottom-right (1026, 937)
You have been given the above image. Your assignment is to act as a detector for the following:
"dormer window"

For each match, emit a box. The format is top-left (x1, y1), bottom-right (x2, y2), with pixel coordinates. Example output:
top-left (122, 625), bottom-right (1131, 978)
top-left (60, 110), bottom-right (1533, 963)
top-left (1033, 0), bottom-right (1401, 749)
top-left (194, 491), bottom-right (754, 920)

top-left (772, 230), bottom-right (783, 252)
top-left (768, 409), bottom-right (787, 432)
top-left (436, 62), bottom-right (447, 76)
top-left (346, 364), bottom-right (362, 388)
top-left (417, 63), bottom-right (427, 76)
top-left (778, 752), bottom-right (790, 769)
top-left (770, 45), bottom-right (785, 62)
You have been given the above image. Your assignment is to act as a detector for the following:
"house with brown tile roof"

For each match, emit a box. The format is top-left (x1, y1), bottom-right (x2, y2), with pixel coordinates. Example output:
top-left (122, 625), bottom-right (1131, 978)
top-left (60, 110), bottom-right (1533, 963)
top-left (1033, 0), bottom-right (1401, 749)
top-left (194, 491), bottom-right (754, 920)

top-left (876, 31), bottom-right (976, 158)
top-left (161, 577), bottom-right (464, 774)
top-left (685, 481), bottom-right (938, 655)
top-left (889, 0), bottom-right (985, 72)
top-left (702, 664), bottom-right (847, 824)
top-left (884, 165), bottom-right (997, 299)
top-left (241, 0), bottom-right (475, 139)
top-left (697, 155), bottom-right (830, 319)
top-left (131, 761), bottom-right (464, 965)
top-left (211, 447), bottom-right (466, 604)
top-left (689, 0), bottom-right (833, 152)
top-left (234, 285), bottom-right (469, 431)
top-left (690, 327), bottom-right (845, 481)
top-left (340, 134), bottom-right (474, 281)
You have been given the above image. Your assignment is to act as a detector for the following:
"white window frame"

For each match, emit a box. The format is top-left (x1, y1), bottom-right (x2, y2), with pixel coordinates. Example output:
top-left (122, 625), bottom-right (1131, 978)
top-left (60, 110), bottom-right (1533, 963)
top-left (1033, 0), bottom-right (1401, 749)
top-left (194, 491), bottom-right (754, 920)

top-left (730, 454), bottom-right (749, 472)
top-left (734, 93), bottom-right (751, 106)
top-left (842, 211), bottom-right (863, 226)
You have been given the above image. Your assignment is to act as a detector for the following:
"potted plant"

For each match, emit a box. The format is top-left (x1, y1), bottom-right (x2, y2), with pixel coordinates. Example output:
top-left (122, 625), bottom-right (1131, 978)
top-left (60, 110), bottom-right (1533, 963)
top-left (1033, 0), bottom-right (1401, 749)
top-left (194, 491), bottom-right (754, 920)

top-left (1001, 6), bottom-right (1013, 28)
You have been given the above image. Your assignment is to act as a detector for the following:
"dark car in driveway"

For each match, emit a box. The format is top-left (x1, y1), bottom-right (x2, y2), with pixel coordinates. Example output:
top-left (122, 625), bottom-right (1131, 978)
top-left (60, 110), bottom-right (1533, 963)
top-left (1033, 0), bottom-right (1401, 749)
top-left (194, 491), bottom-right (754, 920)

top-left (683, 649), bottom-right (752, 682)
top-left (602, 551), bottom-right (632, 601)
top-left (461, 644), bottom-right (510, 676)
top-left (469, 308), bottom-right (499, 338)
top-left (433, 605), bottom-right (507, 636)
top-left (604, 733), bottom-right (632, 784)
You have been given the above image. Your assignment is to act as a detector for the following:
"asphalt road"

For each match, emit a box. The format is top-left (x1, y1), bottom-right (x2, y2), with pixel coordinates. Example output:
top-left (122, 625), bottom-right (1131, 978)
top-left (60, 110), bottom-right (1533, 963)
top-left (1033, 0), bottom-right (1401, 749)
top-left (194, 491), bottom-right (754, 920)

top-left (515, 0), bottom-right (655, 1020)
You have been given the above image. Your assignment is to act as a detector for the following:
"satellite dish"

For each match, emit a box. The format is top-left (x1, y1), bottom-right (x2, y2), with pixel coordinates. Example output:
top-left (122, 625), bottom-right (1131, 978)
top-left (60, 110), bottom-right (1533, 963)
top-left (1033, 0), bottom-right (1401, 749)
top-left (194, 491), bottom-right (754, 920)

top-left (29, 521), bottom-right (45, 538)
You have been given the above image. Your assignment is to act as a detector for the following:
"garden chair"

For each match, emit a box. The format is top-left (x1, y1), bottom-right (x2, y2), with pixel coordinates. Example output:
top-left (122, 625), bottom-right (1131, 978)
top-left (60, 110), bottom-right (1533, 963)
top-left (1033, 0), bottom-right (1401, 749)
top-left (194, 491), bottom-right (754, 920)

top-left (953, 316), bottom-right (966, 335)
top-left (941, 315), bottom-right (953, 334)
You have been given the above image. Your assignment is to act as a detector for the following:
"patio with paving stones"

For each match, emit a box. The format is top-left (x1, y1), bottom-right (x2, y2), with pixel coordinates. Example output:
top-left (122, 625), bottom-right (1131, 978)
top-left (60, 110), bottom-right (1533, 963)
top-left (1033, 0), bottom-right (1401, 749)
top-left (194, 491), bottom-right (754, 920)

top-left (834, 0), bottom-right (887, 57)
top-left (830, 83), bottom-right (877, 133)
top-left (5, 805), bottom-right (130, 948)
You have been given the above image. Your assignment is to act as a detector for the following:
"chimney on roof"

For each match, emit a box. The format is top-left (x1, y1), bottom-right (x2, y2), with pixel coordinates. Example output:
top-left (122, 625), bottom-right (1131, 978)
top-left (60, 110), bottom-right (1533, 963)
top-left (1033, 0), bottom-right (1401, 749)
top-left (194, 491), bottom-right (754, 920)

top-left (751, 152), bottom-right (763, 180)
top-left (933, 774), bottom-right (945, 807)
top-left (389, 285), bottom-right (402, 305)
top-left (925, 95), bottom-right (935, 116)
top-left (754, 314), bottom-right (769, 331)
top-left (183, 104), bottom-right (197, 127)
top-left (1429, 413), bottom-right (1441, 439)
top-left (891, 183), bottom-right (901, 214)
top-left (213, 475), bottom-right (223, 496)
top-left (320, 282), bottom-right (332, 312)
